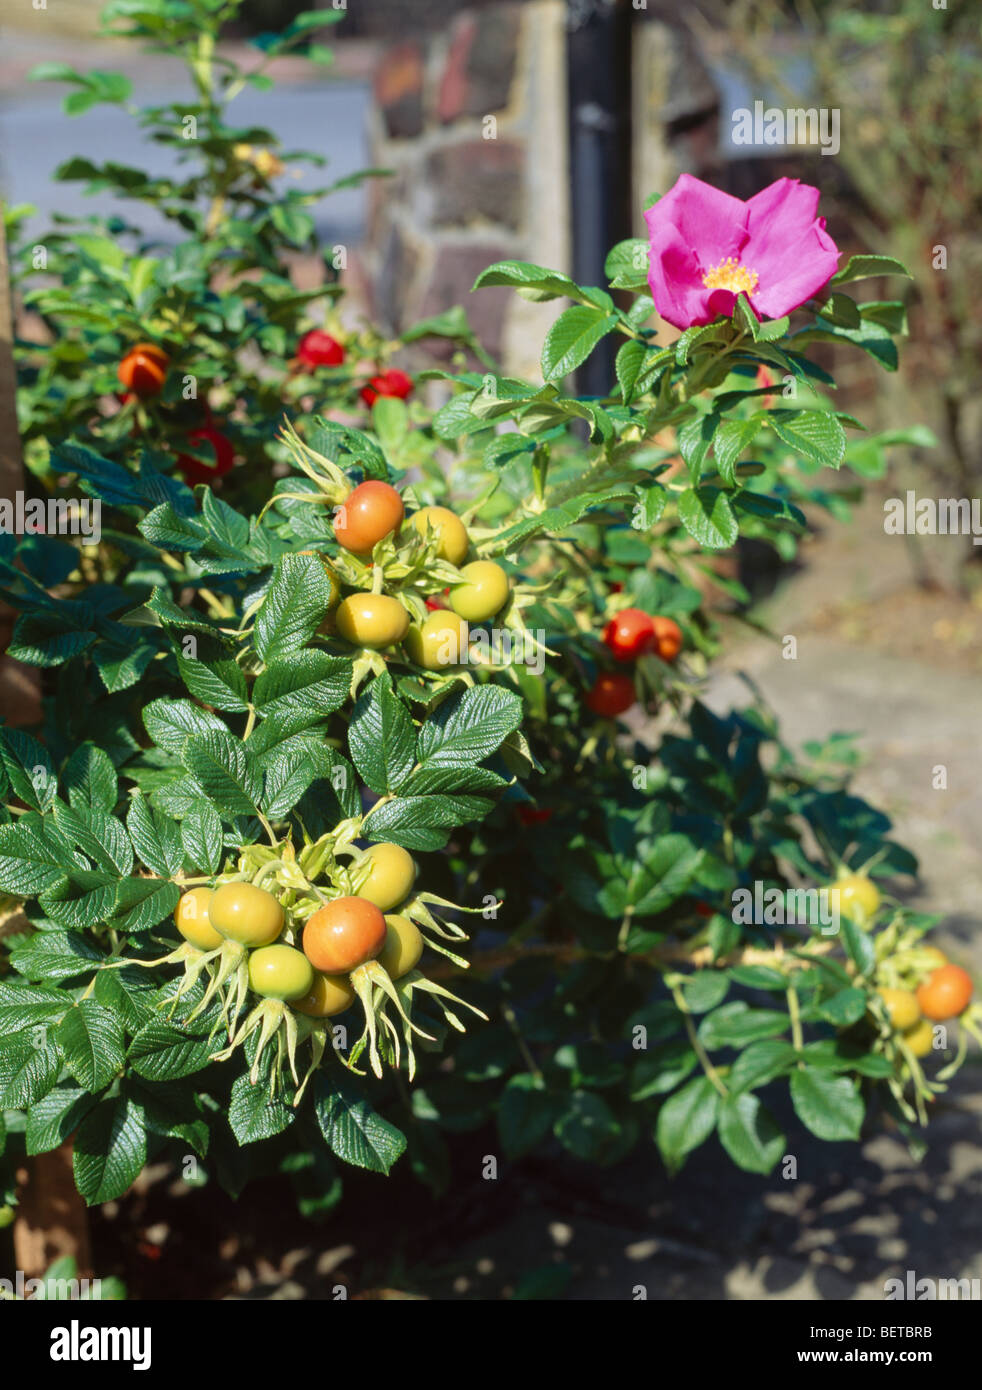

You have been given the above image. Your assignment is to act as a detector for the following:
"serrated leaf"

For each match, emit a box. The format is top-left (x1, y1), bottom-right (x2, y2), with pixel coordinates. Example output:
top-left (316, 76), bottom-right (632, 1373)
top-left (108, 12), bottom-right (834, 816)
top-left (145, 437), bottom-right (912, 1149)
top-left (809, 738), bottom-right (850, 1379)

top-left (676, 486), bottom-right (739, 549)
top-left (180, 802), bottom-right (224, 874)
top-left (127, 795), bottom-right (184, 878)
top-left (362, 794), bottom-right (492, 851)
top-left (347, 674), bottom-right (416, 794)
top-left (143, 697), bottom-right (228, 753)
top-left (62, 743), bottom-right (117, 812)
top-left (73, 1094), bottom-right (147, 1205)
top-left (698, 1002), bottom-right (788, 1049)
top-left (790, 1067), bottom-right (864, 1141)
top-left (415, 685), bottom-right (522, 771)
top-left (229, 1072), bottom-right (294, 1144)
top-left (128, 1018), bottom-right (216, 1081)
top-left (830, 253), bottom-right (911, 286)
top-left (55, 999), bottom-right (125, 1091)
top-left (769, 409), bottom-right (846, 467)
top-left (181, 730), bottom-right (261, 816)
top-left (655, 1075), bottom-right (720, 1174)
top-left (0, 1038), bottom-right (61, 1108)
top-left (0, 728), bottom-right (56, 812)
top-left (252, 652), bottom-right (350, 735)
top-left (26, 1085), bottom-right (97, 1156)
top-left (254, 553), bottom-right (334, 662)
top-left (53, 801), bottom-right (133, 877)
top-left (10, 930), bottom-right (104, 982)
top-left (176, 651), bottom-right (250, 712)
top-left (712, 416), bottom-right (763, 486)
top-left (0, 818), bottom-right (73, 896)
top-left (615, 338), bottom-right (647, 403)
top-left (541, 305), bottom-right (618, 382)
top-left (315, 1071), bottom-right (406, 1174)
top-left (717, 1093), bottom-right (785, 1173)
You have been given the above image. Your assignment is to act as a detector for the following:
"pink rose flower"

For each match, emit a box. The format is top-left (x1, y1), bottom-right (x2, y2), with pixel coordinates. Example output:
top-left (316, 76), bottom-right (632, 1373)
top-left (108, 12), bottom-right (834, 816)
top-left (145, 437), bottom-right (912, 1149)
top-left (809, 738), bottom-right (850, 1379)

top-left (644, 174), bottom-right (840, 331)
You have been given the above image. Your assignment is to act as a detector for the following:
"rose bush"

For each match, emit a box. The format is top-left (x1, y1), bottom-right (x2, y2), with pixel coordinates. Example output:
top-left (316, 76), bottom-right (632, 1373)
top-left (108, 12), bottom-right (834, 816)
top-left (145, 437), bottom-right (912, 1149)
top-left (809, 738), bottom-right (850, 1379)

top-left (0, 0), bottom-right (977, 1221)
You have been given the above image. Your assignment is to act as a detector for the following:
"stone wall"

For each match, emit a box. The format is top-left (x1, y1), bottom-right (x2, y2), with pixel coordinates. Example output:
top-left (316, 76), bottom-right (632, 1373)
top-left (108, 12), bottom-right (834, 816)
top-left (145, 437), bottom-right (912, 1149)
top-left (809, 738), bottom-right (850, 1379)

top-left (358, 3), bottom-right (720, 374)
top-left (358, 0), bottom-right (570, 379)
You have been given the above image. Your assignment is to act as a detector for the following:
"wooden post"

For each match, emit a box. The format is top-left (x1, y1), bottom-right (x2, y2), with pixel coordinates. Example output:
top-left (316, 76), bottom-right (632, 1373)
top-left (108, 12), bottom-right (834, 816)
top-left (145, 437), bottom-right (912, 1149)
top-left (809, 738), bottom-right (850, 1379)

top-left (0, 210), bottom-right (93, 1279)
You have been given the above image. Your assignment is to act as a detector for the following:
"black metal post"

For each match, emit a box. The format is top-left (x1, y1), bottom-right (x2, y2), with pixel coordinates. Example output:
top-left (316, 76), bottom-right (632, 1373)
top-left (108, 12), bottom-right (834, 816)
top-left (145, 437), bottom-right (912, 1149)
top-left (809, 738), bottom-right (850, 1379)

top-left (565, 0), bottom-right (633, 397)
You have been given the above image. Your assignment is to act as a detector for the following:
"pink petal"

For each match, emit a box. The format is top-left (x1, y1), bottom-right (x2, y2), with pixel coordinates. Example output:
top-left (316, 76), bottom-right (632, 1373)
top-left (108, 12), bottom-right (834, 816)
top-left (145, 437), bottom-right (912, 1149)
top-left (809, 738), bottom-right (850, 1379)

top-left (647, 223), bottom-right (731, 329)
top-left (751, 224), bottom-right (841, 318)
top-left (645, 173), bottom-right (747, 265)
top-left (743, 178), bottom-right (840, 312)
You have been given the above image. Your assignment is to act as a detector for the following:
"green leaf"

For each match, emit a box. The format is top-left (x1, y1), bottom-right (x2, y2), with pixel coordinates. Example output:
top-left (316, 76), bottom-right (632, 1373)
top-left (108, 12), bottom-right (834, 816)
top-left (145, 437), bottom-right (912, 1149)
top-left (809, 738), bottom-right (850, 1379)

top-left (615, 338), bottom-right (647, 403)
top-left (472, 259), bottom-right (576, 300)
top-left (10, 930), bottom-right (104, 982)
top-left (712, 416), bottom-right (763, 486)
top-left (269, 201), bottom-right (315, 247)
top-left (127, 795), bottom-right (184, 878)
top-left (769, 409), bottom-right (846, 467)
top-left (229, 1072), bottom-right (294, 1144)
top-left (554, 1091), bottom-right (621, 1163)
top-left (830, 254), bottom-right (911, 286)
top-left (604, 237), bottom-right (650, 290)
top-left (0, 982), bottom-right (67, 1036)
top-left (26, 1085), bottom-right (97, 1156)
top-left (62, 744), bottom-right (117, 813)
top-left (0, 818), bottom-right (73, 896)
top-left (415, 685), bottom-right (523, 773)
top-left (790, 1067), bottom-right (864, 1141)
top-left (143, 697), bottom-right (227, 753)
top-left (814, 987), bottom-right (867, 1026)
top-left (315, 1071), bottom-right (406, 1174)
top-left (176, 650), bottom-right (250, 713)
top-left (728, 1040), bottom-right (797, 1093)
top-left (497, 1074), bottom-right (562, 1159)
top-left (53, 801), bottom-right (133, 877)
top-left (252, 652), bottom-right (350, 735)
top-left (112, 877), bottom-right (181, 934)
top-left (629, 834), bottom-right (704, 917)
top-left (698, 1002), bottom-right (788, 1049)
top-left (0, 1038), bottom-right (61, 1108)
top-left (630, 1042), bottom-right (699, 1099)
top-left (128, 1018), bottom-right (216, 1081)
top-left (655, 1075), bottom-right (720, 1174)
top-left (181, 730), bottom-right (261, 817)
top-left (179, 802), bottom-right (224, 874)
top-left (73, 1094), bottom-right (147, 1205)
top-left (0, 728), bottom-right (56, 812)
top-left (541, 305), bottom-right (618, 382)
top-left (676, 487), bottom-right (739, 549)
top-left (254, 553), bottom-right (335, 662)
top-left (347, 674), bottom-right (415, 795)
top-left (717, 1094), bottom-right (785, 1173)
top-left (362, 794), bottom-right (492, 851)
top-left (55, 999), bottom-right (125, 1092)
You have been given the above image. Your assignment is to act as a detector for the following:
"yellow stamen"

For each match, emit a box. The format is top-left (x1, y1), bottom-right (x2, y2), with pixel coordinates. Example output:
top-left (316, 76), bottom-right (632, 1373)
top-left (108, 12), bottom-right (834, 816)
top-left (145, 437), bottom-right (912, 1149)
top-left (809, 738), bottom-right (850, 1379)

top-left (702, 257), bottom-right (759, 295)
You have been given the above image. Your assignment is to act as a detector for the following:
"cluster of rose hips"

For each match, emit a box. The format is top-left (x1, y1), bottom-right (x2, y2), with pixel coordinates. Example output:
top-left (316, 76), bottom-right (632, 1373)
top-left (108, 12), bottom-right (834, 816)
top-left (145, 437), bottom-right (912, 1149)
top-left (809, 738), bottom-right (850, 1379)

top-left (324, 480), bottom-right (511, 668)
top-left (165, 841), bottom-right (479, 1089)
top-left (833, 873), bottom-right (975, 1061)
top-left (174, 842), bottom-right (422, 1019)
top-left (585, 606), bottom-right (684, 718)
